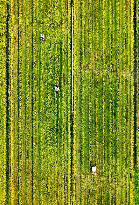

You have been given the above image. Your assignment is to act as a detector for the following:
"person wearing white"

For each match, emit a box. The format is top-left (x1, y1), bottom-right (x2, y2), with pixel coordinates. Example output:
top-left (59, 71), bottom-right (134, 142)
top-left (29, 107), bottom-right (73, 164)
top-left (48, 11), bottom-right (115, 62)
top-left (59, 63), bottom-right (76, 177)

top-left (55, 84), bottom-right (59, 92)
top-left (92, 166), bottom-right (96, 175)
top-left (40, 34), bottom-right (45, 41)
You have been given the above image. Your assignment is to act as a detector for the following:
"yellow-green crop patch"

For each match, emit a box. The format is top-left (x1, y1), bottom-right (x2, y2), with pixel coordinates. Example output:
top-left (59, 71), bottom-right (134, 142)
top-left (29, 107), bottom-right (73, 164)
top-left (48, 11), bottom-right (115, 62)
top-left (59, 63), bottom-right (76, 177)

top-left (0, 0), bottom-right (138, 204)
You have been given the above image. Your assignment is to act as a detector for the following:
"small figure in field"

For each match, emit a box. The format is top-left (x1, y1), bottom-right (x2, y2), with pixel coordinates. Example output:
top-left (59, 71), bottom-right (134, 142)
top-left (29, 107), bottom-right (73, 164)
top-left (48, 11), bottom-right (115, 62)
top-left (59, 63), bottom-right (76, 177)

top-left (55, 84), bottom-right (59, 92)
top-left (92, 165), bottom-right (96, 175)
top-left (40, 34), bottom-right (45, 41)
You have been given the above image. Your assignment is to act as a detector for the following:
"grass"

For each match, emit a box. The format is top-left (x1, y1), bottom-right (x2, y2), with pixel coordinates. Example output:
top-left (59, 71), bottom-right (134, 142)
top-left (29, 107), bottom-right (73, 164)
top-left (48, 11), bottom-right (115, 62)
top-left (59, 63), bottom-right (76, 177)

top-left (0, 0), bottom-right (137, 204)
top-left (0, 1), bottom-right (6, 204)
top-left (73, 0), bottom-right (135, 204)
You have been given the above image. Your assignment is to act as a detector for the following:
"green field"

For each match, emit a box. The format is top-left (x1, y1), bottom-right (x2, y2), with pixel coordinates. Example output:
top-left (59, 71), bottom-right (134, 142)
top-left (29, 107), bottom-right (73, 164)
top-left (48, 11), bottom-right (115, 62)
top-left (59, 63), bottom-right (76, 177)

top-left (0, 0), bottom-right (138, 204)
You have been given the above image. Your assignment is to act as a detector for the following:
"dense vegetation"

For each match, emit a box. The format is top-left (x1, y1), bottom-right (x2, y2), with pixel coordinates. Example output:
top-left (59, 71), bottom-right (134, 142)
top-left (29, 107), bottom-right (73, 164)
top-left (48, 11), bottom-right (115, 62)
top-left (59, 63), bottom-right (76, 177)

top-left (0, 0), bottom-right (138, 204)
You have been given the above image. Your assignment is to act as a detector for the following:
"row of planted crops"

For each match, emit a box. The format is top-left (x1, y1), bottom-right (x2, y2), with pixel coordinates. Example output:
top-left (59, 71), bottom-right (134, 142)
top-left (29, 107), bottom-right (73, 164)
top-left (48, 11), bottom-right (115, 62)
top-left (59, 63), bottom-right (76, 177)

top-left (0, 0), bottom-right (138, 204)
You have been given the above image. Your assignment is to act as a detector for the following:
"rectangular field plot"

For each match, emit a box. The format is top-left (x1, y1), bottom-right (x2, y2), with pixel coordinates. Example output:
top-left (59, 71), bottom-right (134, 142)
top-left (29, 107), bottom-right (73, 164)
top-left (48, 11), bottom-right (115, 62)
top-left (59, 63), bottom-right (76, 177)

top-left (0, 0), bottom-right (138, 204)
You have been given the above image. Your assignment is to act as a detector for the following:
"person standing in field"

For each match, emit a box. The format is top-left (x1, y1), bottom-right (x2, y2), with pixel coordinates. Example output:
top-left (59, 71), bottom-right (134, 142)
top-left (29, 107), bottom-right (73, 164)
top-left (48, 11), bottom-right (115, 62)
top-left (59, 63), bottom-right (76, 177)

top-left (55, 84), bottom-right (59, 92)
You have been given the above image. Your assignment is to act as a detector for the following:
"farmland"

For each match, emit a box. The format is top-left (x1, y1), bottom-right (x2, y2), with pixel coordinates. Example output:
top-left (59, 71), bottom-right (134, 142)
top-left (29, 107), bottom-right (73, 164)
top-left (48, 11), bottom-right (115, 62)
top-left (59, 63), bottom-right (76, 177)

top-left (0, 0), bottom-right (138, 204)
